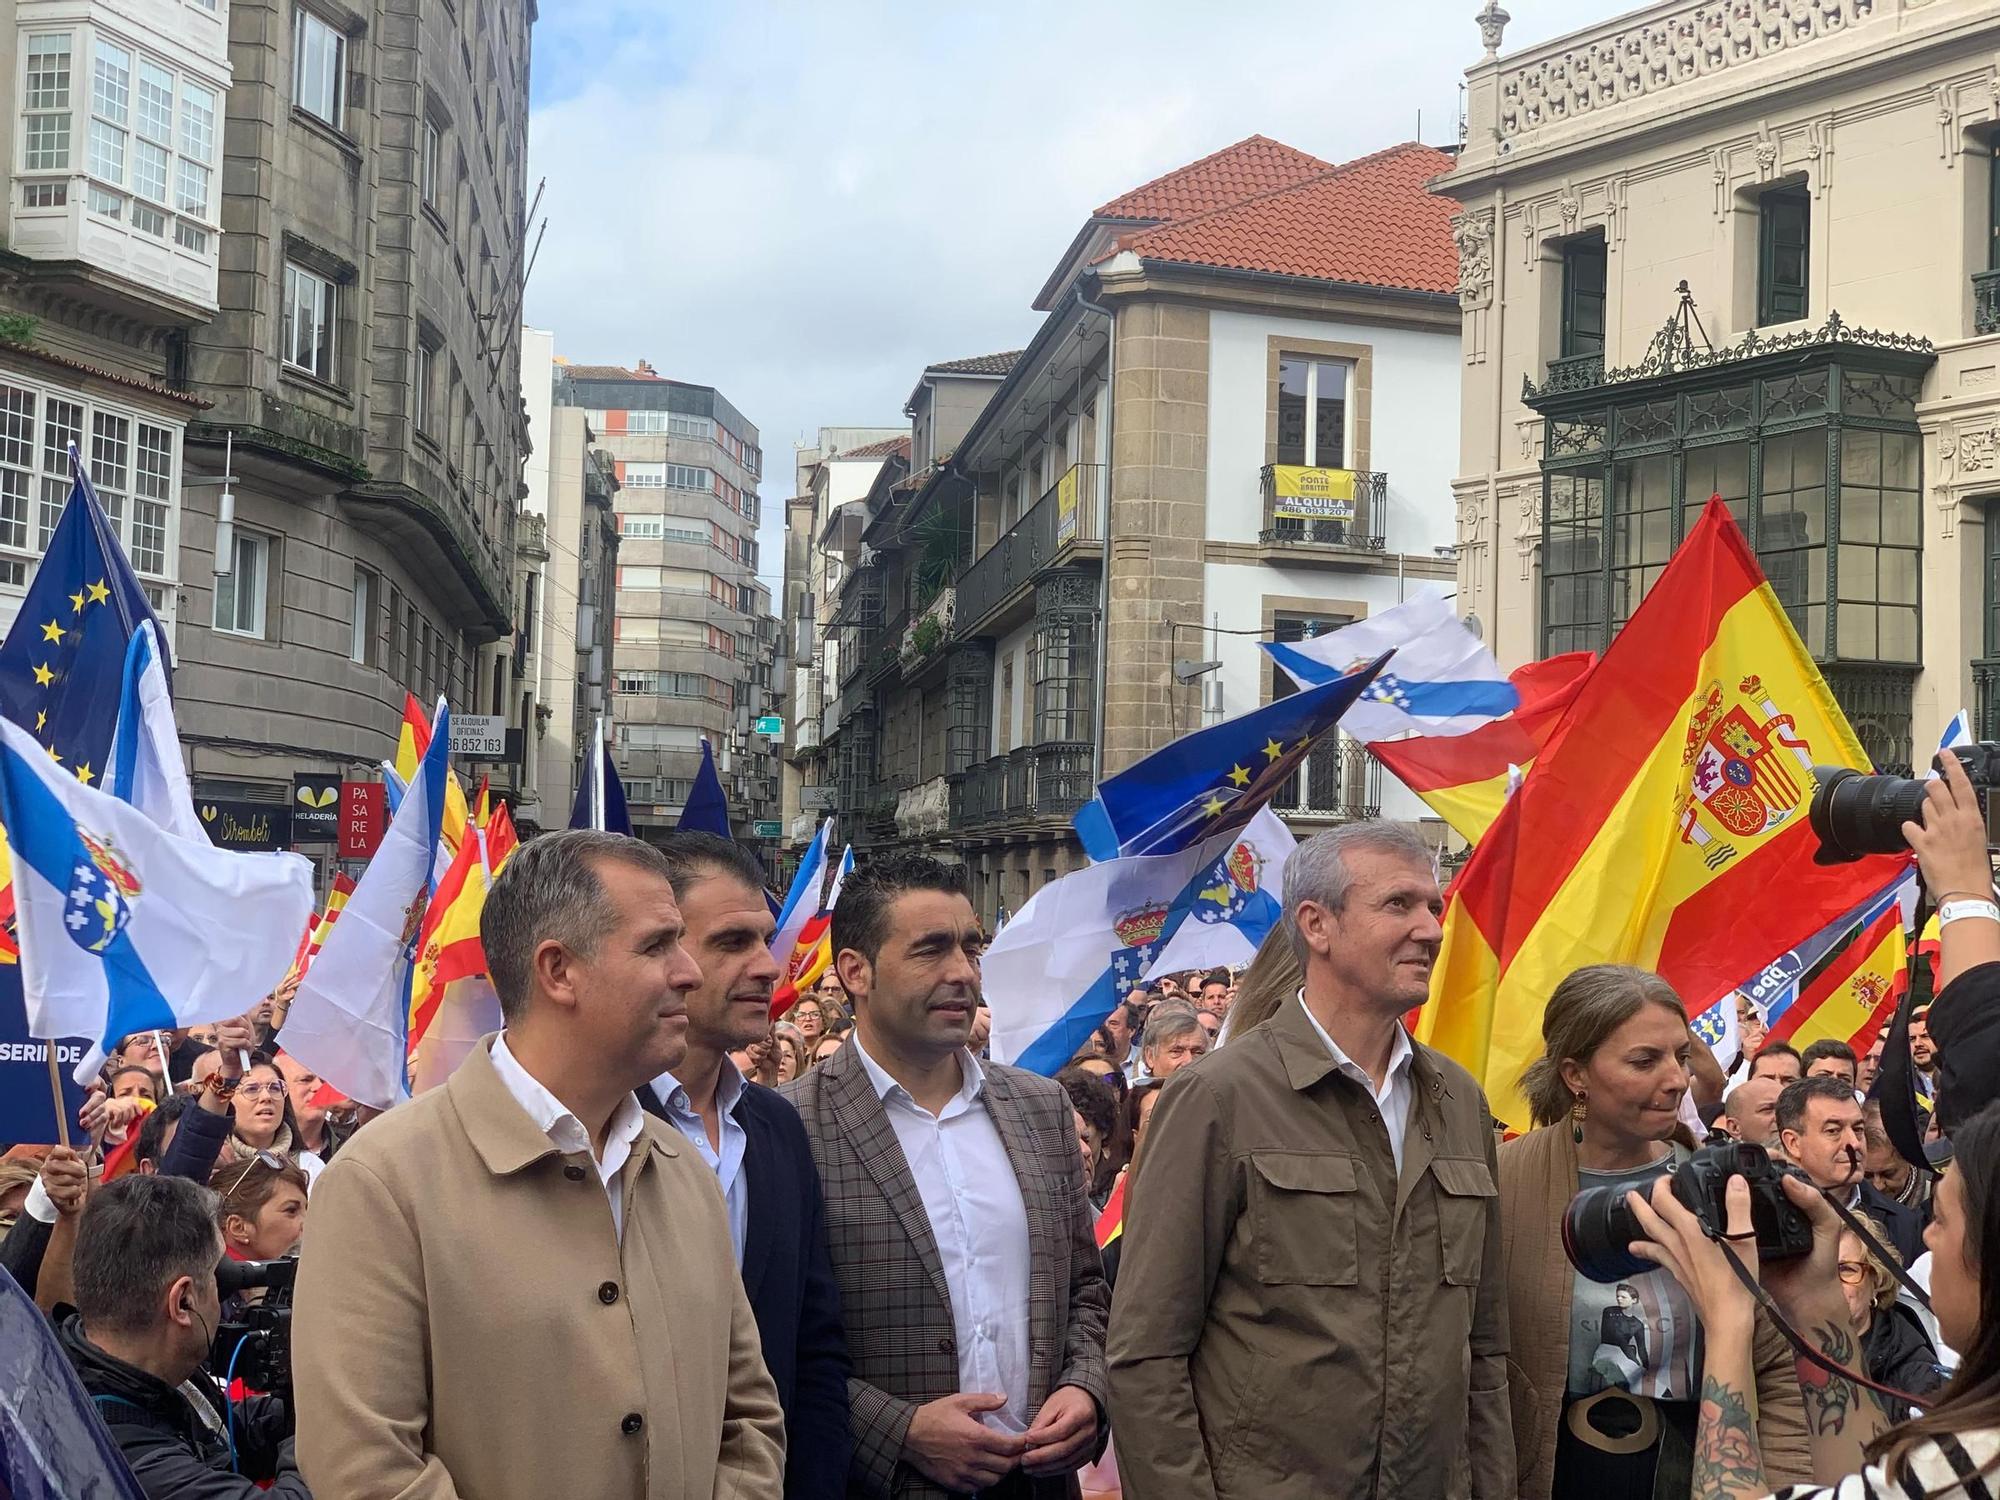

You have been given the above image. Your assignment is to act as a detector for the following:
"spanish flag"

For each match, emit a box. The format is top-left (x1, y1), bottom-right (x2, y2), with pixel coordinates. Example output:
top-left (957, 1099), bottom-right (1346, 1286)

top-left (394, 692), bottom-right (470, 854)
top-left (485, 800), bottom-right (519, 870)
top-left (1768, 905), bottom-right (1907, 1056)
top-left (1370, 652), bottom-right (1595, 842)
top-left (770, 845), bottom-right (854, 1020)
top-left (406, 828), bottom-right (493, 1057)
top-left (284, 872), bottom-right (355, 986)
top-left (1095, 1171), bottom-right (1128, 1251)
top-left (1418, 500), bottom-right (1905, 1129)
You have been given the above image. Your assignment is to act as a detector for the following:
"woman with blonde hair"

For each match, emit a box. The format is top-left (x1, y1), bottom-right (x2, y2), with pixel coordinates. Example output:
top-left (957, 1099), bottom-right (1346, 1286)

top-left (770, 1022), bottom-right (808, 1085)
top-left (1496, 963), bottom-right (1809, 1500)
top-left (1212, 922), bottom-right (1303, 1044)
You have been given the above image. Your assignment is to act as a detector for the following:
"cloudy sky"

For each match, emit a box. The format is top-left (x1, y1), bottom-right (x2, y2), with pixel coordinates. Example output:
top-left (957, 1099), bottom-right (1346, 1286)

top-left (523, 0), bottom-right (1612, 580)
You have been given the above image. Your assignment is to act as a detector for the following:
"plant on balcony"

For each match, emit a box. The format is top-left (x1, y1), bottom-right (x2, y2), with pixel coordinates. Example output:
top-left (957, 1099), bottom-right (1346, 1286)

top-left (0, 314), bottom-right (38, 346)
top-left (910, 616), bottom-right (943, 659)
top-left (910, 507), bottom-right (971, 605)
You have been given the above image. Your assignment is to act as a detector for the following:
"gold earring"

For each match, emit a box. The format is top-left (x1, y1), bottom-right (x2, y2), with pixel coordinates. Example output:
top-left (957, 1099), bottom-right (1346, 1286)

top-left (1571, 1093), bottom-right (1587, 1145)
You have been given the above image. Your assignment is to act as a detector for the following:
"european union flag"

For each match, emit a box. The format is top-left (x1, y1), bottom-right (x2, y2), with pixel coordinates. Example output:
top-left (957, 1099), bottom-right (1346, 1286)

top-left (0, 449), bottom-right (166, 1120)
top-left (0, 448), bottom-right (164, 778)
top-left (1072, 650), bottom-right (1391, 860)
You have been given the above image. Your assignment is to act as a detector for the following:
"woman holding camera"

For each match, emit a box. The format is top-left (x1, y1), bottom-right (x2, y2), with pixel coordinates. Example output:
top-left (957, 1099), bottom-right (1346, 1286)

top-left (1627, 1100), bottom-right (2000, 1498)
top-left (1497, 964), bottom-right (1811, 1499)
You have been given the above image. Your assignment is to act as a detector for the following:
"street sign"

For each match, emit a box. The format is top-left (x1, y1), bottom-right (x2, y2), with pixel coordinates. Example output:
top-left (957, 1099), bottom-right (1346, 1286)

top-left (292, 772), bottom-right (341, 842)
top-left (799, 785), bottom-right (835, 810)
top-left (755, 715), bottom-right (784, 736)
top-left (752, 820), bottom-right (783, 838)
top-left (339, 780), bottom-right (385, 858)
top-left (450, 714), bottom-right (508, 759)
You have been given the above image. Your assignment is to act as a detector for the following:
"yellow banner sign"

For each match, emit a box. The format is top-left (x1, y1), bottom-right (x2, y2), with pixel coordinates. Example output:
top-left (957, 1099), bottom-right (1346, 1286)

top-left (1270, 465), bottom-right (1356, 521)
top-left (1055, 466), bottom-right (1079, 545)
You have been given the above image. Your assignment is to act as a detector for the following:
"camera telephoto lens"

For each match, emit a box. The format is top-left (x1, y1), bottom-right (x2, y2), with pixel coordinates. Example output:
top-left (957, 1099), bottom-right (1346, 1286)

top-left (1808, 766), bottom-right (1929, 864)
top-left (1560, 1181), bottom-right (1652, 1284)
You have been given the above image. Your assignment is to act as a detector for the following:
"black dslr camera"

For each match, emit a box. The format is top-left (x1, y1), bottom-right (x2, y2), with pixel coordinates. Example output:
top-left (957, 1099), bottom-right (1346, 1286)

top-left (1561, 1142), bottom-right (1813, 1283)
top-left (1808, 744), bottom-right (2000, 864)
top-left (212, 1257), bottom-right (296, 1401)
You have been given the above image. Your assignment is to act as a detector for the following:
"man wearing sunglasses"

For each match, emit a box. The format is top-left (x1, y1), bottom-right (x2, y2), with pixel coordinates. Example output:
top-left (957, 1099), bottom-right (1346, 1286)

top-left (293, 830), bottom-right (785, 1500)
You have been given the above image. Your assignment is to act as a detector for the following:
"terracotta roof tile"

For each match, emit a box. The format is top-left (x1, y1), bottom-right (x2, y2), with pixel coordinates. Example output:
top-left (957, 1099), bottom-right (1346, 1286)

top-left (1094, 135), bottom-right (1336, 223)
top-left (1109, 142), bottom-right (1460, 296)
top-left (839, 434), bottom-right (911, 462)
top-left (927, 351), bottom-right (1023, 376)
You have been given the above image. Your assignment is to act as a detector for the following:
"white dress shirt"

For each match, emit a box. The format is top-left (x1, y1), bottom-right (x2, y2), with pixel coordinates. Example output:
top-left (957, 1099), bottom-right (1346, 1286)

top-left (851, 1034), bottom-right (1033, 1433)
top-left (650, 1058), bottom-right (750, 1265)
top-left (1296, 991), bottom-right (1416, 1172)
top-left (491, 1032), bottom-right (647, 1241)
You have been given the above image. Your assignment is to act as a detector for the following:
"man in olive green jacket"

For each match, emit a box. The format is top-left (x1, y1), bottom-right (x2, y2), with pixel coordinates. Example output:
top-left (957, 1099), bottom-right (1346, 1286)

top-left (1106, 823), bottom-right (1513, 1499)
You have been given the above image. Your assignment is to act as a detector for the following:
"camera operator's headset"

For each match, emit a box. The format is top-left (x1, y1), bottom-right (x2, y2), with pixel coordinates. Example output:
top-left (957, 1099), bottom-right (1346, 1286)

top-left (1704, 1174), bottom-right (1939, 1409)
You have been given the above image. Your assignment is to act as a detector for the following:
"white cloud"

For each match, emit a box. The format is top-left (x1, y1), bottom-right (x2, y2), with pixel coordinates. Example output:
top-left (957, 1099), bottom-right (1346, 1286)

top-left (523, 0), bottom-right (1611, 562)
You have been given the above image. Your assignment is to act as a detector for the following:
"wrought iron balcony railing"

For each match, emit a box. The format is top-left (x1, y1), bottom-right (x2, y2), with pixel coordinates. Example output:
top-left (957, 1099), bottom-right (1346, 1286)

top-left (1258, 467), bottom-right (1388, 552)
top-left (955, 464), bottom-right (1103, 637)
top-left (947, 741), bottom-right (1093, 831)
top-left (1976, 269), bottom-right (2000, 337)
top-left (1271, 735), bottom-right (1383, 822)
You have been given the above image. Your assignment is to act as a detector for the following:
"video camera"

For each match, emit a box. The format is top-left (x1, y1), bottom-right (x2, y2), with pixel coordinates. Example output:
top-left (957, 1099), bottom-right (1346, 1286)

top-left (212, 1256), bottom-right (296, 1402)
top-left (1808, 744), bottom-right (2000, 864)
top-left (1561, 1142), bottom-right (1813, 1283)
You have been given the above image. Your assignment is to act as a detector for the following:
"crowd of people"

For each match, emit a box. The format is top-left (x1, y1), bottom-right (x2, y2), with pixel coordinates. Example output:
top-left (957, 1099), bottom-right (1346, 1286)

top-left (4, 754), bottom-right (2000, 1499)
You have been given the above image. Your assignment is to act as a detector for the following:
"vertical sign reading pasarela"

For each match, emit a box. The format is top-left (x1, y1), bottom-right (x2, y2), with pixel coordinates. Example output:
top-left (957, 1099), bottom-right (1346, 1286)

top-left (339, 780), bottom-right (385, 859)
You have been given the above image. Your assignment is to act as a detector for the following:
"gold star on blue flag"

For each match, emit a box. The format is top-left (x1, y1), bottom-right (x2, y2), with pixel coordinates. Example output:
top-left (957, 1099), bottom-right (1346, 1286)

top-left (1073, 650), bottom-right (1394, 859)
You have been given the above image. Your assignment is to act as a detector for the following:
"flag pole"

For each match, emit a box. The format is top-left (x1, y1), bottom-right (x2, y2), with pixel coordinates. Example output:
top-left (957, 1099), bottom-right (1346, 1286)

top-left (44, 1047), bottom-right (69, 1148)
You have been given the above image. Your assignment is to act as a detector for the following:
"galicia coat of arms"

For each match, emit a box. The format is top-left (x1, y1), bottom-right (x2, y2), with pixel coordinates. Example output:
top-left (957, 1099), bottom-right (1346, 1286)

top-left (67, 827), bottom-right (142, 955)
top-left (1675, 675), bottom-right (1814, 871)
top-left (1195, 842), bottom-right (1264, 923)
top-left (1110, 902), bottom-right (1169, 998)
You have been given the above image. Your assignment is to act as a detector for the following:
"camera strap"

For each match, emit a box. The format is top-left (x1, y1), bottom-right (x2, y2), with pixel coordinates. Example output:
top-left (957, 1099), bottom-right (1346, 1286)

top-left (1821, 1178), bottom-right (1934, 1311)
top-left (1706, 1240), bottom-right (1931, 1408)
top-left (1700, 1182), bottom-right (1935, 1410)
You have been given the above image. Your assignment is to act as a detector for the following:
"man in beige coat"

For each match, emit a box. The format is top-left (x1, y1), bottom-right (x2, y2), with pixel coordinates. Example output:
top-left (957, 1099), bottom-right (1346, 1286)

top-left (1107, 822), bottom-right (1513, 1499)
top-left (294, 830), bottom-right (786, 1499)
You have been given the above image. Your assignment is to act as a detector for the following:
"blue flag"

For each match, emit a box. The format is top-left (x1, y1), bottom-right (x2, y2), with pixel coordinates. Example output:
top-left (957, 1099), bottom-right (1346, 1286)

top-left (568, 717), bottom-right (631, 835)
top-left (679, 739), bottom-right (731, 836)
top-left (0, 449), bottom-right (171, 1121)
top-left (1073, 651), bottom-right (1391, 860)
top-left (0, 1265), bottom-right (147, 1498)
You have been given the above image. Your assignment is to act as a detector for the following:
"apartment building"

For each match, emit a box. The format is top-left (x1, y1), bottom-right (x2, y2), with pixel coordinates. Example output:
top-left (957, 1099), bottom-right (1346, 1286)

top-left (1446, 0), bottom-right (2000, 769)
top-left (780, 423), bottom-right (912, 843)
top-left (555, 361), bottom-right (779, 844)
top-left (818, 136), bottom-right (1466, 926)
top-left (0, 1), bottom-right (534, 859)
top-left (0, 0), bottom-right (233, 633)
top-left (520, 326), bottom-right (618, 827)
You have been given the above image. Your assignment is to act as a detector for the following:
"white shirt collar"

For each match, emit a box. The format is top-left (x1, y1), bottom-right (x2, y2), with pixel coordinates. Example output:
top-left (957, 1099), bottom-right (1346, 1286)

top-left (851, 1032), bottom-right (985, 1112)
top-left (1294, 989), bottom-right (1414, 1088)
top-left (492, 1031), bottom-right (646, 1162)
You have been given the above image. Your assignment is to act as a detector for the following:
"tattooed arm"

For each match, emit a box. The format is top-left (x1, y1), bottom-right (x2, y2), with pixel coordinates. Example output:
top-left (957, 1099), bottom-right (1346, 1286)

top-left (1790, 1315), bottom-right (1886, 1481)
top-left (1694, 1319), bottom-right (1771, 1500)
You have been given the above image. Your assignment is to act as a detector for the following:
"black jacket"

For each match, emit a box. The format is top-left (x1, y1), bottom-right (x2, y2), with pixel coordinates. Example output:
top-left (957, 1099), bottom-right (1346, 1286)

top-left (59, 1314), bottom-right (310, 1499)
top-left (640, 1078), bottom-right (852, 1500)
top-left (1863, 1301), bottom-right (1948, 1424)
top-left (1858, 1182), bottom-right (1927, 1267)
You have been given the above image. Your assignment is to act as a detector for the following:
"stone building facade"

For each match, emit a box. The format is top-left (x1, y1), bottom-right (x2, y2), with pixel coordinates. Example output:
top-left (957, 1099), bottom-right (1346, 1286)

top-left (1445, 0), bottom-right (2000, 767)
top-left (817, 137), bottom-right (1465, 926)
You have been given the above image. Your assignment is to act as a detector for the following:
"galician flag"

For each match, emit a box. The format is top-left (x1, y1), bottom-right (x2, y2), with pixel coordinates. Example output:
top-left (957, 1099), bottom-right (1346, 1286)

top-left (0, 715), bottom-right (314, 1084)
top-left (1262, 587), bottom-right (1520, 737)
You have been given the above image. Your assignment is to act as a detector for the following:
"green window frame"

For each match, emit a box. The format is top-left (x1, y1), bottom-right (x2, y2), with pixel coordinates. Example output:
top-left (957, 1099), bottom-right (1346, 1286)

top-left (1560, 235), bottom-right (1607, 358)
top-left (1535, 362), bottom-right (1922, 672)
top-left (1757, 185), bottom-right (1811, 327)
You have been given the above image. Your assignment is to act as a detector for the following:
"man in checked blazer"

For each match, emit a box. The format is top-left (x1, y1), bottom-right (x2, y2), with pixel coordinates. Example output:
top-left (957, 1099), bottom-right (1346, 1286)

top-left (782, 853), bottom-right (1109, 1500)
